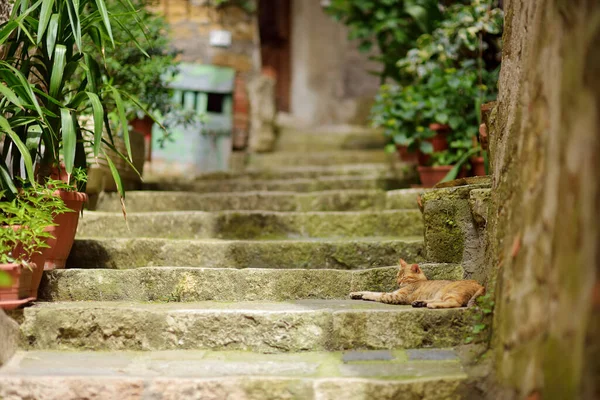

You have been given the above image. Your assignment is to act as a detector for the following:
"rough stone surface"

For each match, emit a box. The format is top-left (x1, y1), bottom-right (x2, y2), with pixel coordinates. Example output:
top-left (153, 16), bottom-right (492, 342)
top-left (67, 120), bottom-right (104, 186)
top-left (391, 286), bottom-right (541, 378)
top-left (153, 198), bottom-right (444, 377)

top-left (0, 350), bottom-right (467, 399)
top-left (247, 74), bottom-right (277, 153)
top-left (19, 301), bottom-right (475, 352)
top-left (94, 189), bottom-right (420, 213)
top-left (66, 237), bottom-right (425, 270)
top-left (275, 126), bottom-right (387, 152)
top-left (247, 150), bottom-right (392, 168)
top-left (421, 184), bottom-right (490, 282)
top-left (468, 189), bottom-right (491, 228)
top-left (76, 210), bottom-right (424, 239)
top-left (0, 310), bottom-right (18, 366)
top-left (485, 1), bottom-right (600, 399)
top-left (144, 175), bottom-right (405, 193)
top-left (39, 264), bottom-right (464, 302)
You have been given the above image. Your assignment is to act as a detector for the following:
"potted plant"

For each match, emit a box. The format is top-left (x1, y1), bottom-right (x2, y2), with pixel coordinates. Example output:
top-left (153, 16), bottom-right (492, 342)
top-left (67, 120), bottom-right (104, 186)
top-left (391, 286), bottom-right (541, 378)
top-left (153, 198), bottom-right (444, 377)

top-left (0, 185), bottom-right (69, 309)
top-left (0, 0), bottom-right (147, 211)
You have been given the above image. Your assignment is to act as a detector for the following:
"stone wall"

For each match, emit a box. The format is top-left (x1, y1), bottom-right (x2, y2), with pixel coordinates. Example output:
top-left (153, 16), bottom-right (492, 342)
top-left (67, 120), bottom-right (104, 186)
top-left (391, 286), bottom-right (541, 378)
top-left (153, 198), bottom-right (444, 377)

top-left (148, 0), bottom-right (259, 148)
top-left (486, 0), bottom-right (600, 399)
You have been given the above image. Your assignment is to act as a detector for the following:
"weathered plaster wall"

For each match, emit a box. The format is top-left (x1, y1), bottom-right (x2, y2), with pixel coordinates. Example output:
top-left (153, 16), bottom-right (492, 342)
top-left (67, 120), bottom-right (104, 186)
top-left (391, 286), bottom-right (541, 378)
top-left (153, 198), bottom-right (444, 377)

top-left (289, 0), bottom-right (381, 127)
top-left (486, 0), bottom-right (600, 399)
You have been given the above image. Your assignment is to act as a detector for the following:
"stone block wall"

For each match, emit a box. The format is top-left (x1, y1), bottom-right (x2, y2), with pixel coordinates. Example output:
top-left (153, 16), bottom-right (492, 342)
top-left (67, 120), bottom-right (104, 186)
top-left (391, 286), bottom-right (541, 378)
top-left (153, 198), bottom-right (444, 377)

top-left (148, 0), bottom-right (259, 149)
top-left (485, 0), bottom-right (600, 399)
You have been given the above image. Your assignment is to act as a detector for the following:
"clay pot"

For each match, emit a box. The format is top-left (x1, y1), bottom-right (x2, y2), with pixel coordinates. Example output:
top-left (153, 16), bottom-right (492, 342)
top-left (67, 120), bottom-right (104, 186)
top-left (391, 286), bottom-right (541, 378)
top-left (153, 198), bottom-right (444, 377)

top-left (10, 225), bottom-right (56, 298)
top-left (130, 116), bottom-right (154, 162)
top-left (417, 165), bottom-right (453, 188)
top-left (418, 123), bottom-right (450, 166)
top-left (44, 191), bottom-right (88, 270)
top-left (0, 263), bottom-right (36, 310)
top-left (395, 145), bottom-right (419, 164)
top-left (471, 157), bottom-right (487, 176)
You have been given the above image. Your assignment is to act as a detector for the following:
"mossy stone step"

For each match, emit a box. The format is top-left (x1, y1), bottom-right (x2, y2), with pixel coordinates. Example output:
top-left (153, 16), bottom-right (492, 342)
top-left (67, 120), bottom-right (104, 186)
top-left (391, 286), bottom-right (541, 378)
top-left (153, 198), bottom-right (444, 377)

top-left (142, 174), bottom-right (414, 193)
top-left (66, 237), bottom-right (424, 270)
top-left (39, 264), bottom-right (464, 302)
top-left (76, 210), bottom-right (424, 240)
top-left (275, 125), bottom-right (388, 151)
top-left (247, 150), bottom-right (393, 168)
top-left (171, 163), bottom-right (405, 181)
top-left (19, 300), bottom-right (474, 352)
top-left (93, 189), bottom-right (423, 213)
top-left (0, 349), bottom-right (466, 400)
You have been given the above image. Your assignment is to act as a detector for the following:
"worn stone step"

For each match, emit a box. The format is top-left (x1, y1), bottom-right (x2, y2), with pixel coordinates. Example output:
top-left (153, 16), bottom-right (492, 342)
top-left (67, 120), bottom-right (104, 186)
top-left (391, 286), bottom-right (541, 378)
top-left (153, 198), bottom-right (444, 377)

top-left (275, 125), bottom-right (388, 151)
top-left (18, 300), bottom-right (474, 352)
top-left (0, 349), bottom-right (467, 400)
top-left (142, 174), bottom-right (415, 193)
top-left (94, 189), bottom-right (423, 213)
top-left (77, 210), bottom-right (424, 239)
top-left (39, 264), bottom-right (464, 302)
top-left (247, 151), bottom-right (393, 168)
top-left (66, 237), bottom-right (424, 269)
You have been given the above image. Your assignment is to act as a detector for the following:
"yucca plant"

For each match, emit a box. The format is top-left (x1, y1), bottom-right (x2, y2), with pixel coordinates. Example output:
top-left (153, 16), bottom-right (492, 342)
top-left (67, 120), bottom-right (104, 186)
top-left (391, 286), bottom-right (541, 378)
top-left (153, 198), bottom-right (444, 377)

top-left (0, 0), bottom-right (148, 206)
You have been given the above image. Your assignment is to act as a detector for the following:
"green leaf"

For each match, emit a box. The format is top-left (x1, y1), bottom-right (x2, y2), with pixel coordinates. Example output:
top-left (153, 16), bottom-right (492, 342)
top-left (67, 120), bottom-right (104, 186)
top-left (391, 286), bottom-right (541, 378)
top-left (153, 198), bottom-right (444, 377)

top-left (60, 108), bottom-right (76, 175)
top-left (473, 323), bottom-right (487, 334)
top-left (0, 83), bottom-right (24, 109)
top-left (46, 14), bottom-right (59, 58)
top-left (419, 140), bottom-right (434, 154)
top-left (49, 44), bottom-right (66, 98)
top-left (86, 92), bottom-right (104, 157)
top-left (36, 0), bottom-right (54, 43)
top-left (0, 270), bottom-right (12, 287)
top-left (65, 0), bottom-right (82, 51)
top-left (0, 115), bottom-right (35, 186)
top-left (384, 143), bottom-right (396, 154)
top-left (110, 86), bottom-right (132, 161)
top-left (94, 0), bottom-right (114, 45)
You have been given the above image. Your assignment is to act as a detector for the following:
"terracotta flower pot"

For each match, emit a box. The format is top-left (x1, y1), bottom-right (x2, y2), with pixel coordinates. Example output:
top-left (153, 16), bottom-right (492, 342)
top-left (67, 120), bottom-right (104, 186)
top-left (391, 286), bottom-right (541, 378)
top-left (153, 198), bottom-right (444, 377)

top-left (44, 191), bottom-right (88, 270)
top-left (10, 225), bottom-right (56, 298)
top-left (0, 263), bottom-right (36, 310)
top-left (395, 145), bottom-right (419, 164)
top-left (417, 165), bottom-right (453, 188)
top-left (471, 156), bottom-right (487, 176)
top-left (130, 116), bottom-right (154, 162)
top-left (418, 123), bottom-right (450, 166)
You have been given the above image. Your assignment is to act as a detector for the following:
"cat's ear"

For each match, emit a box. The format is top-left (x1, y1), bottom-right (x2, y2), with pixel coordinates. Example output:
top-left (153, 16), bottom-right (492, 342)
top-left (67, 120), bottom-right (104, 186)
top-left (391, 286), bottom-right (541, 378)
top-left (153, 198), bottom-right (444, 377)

top-left (399, 259), bottom-right (408, 268)
top-left (411, 264), bottom-right (421, 273)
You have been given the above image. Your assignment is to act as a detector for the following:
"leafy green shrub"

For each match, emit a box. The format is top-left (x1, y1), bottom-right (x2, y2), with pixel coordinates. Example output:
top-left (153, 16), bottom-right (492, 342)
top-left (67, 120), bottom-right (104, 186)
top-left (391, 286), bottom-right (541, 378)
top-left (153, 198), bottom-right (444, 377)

top-left (0, 185), bottom-right (70, 267)
top-left (371, 0), bottom-right (503, 171)
top-left (0, 0), bottom-right (146, 202)
top-left (325, 0), bottom-right (442, 83)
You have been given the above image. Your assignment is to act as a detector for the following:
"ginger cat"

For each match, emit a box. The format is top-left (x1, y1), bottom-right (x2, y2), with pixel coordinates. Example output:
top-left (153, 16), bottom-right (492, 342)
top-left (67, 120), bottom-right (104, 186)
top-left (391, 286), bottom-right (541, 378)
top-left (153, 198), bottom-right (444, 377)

top-left (350, 259), bottom-right (485, 309)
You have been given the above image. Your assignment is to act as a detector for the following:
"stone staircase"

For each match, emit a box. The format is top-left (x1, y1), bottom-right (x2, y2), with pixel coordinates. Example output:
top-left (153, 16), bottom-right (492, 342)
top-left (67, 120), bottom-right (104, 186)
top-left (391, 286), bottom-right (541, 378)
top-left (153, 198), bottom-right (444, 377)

top-left (0, 128), bottom-right (478, 399)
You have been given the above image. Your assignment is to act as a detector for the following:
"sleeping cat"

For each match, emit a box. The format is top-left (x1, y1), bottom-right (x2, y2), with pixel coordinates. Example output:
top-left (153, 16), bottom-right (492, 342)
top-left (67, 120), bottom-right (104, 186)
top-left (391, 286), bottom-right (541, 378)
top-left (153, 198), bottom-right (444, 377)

top-left (350, 259), bottom-right (485, 309)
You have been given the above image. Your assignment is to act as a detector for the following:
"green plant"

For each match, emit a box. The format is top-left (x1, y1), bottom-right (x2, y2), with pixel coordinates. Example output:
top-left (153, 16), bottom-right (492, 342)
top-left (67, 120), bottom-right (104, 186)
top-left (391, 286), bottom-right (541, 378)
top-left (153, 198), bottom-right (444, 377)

top-left (371, 0), bottom-right (502, 175)
top-left (97, 0), bottom-right (177, 120)
top-left (325, 0), bottom-right (442, 83)
top-left (465, 291), bottom-right (495, 344)
top-left (212, 0), bottom-right (256, 13)
top-left (0, 185), bottom-right (70, 267)
top-left (0, 0), bottom-right (146, 204)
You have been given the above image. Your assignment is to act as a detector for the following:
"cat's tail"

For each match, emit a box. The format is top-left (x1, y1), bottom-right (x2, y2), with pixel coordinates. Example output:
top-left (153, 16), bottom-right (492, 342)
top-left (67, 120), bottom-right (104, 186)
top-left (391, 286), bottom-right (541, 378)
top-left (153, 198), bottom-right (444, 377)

top-left (467, 286), bottom-right (486, 308)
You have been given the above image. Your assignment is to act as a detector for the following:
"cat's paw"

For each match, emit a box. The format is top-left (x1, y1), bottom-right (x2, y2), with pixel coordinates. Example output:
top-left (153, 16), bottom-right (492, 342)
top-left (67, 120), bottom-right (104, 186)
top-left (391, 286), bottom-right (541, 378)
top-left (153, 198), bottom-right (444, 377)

top-left (349, 292), bottom-right (364, 300)
top-left (411, 301), bottom-right (428, 308)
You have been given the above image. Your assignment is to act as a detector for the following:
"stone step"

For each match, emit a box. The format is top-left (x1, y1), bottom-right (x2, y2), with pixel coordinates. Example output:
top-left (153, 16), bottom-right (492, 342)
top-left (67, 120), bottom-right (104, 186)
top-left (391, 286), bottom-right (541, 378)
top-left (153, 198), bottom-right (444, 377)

top-left (94, 189), bottom-right (423, 213)
top-left (66, 237), bottom-right (425, 269)
top-left (142, 174), bottom-right (414, 193)
top-left (275, 125), bottom-right (388, 152)
top-left (77, 210), bottom-right (424, 239)
top-left (39, 264), bottom-right (464, 302)
top-left (0, 349), bottom-right (467, 400)
top-left (247, 151), bottom-right (393, 168)
top-left (18, 300), bottom-right (474, 352)
top-left (150, 163), bottom-right (405, 181)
